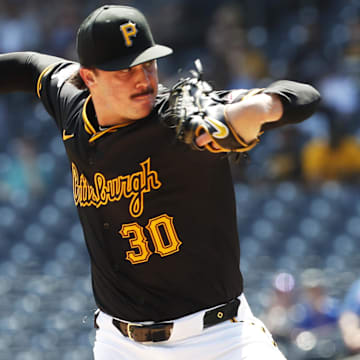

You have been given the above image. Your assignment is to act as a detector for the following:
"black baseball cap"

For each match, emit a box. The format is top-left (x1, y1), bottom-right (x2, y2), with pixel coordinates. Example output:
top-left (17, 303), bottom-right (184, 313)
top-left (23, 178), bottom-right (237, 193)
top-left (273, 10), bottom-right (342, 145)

top-left (76, 5), bottom-right (173, 71)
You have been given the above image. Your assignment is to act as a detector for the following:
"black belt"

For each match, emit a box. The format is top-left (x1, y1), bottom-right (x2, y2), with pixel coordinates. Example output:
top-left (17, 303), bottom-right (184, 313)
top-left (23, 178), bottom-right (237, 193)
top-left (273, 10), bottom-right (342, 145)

top-left (111, 298), bottom-right (240, 343)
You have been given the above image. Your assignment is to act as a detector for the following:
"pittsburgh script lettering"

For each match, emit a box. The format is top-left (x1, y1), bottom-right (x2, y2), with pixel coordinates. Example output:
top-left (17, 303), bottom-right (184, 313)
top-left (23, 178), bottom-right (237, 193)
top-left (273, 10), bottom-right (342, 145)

top-left (72, 158), bottom-right (162, 217)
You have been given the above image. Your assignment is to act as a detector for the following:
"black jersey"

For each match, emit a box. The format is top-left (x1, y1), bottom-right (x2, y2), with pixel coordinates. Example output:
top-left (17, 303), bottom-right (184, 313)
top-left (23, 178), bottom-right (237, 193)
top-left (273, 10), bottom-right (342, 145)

top-left (0, 51), bottom-right (317, 322)
top-left (38, 61), bottom-right (243, 322)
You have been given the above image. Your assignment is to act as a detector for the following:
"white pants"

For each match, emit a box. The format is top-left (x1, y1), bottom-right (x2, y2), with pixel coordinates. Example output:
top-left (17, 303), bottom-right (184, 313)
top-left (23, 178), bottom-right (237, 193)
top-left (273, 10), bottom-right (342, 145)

top-left (93, 294), bottom-right (286, 360)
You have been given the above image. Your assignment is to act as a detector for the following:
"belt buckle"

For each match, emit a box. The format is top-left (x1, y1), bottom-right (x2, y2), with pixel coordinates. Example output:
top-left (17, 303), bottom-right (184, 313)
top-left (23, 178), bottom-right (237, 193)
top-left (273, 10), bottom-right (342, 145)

top-left (127, 322), bottom-right (141, 341)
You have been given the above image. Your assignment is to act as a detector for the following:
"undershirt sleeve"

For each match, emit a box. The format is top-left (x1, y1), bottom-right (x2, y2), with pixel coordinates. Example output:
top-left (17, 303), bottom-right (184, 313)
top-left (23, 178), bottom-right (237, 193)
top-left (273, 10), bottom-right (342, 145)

top-left (229, 80), bottom-right (321, 131)
top-left (261, 80), bottom-right (321, 130)
top-left (0, 52), bottom-right (65, 95)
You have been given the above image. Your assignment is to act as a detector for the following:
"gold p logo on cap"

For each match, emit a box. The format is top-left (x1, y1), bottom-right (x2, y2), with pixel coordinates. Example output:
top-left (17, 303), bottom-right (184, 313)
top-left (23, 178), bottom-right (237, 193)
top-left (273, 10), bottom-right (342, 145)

top-left (120, 21), bottom-right (138, 47)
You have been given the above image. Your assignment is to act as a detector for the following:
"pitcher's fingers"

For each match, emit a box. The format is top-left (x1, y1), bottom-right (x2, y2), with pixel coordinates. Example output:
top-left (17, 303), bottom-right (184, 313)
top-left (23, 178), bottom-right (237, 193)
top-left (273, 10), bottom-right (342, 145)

top-left (195, 132), bottom-right (211, 147)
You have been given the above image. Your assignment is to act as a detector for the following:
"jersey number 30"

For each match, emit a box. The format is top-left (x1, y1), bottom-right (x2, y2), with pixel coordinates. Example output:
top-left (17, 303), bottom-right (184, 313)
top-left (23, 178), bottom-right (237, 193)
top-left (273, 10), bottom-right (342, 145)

top-left (119, 214), bottom-right (182, 264)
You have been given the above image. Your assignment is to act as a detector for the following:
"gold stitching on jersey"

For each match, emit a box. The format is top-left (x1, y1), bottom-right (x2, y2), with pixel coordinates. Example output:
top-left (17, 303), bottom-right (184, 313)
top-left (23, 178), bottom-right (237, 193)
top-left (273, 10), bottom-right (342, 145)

top-left (146, 214), bottom-right (182, 257)
top-left (62, 130), bottom-right (75, 141)
top-left (72, 157), bottom-right (162, 218)
top-left (36, 63), bottom-right (59, 98)
top-left (89, 121), bottom-right (135, 143)
top-left (120, 222), bottom-right (153, 264)
top-left (82, 95), bottom-right (97, 135)
top-left (82, 95), bottom-right (136, 141)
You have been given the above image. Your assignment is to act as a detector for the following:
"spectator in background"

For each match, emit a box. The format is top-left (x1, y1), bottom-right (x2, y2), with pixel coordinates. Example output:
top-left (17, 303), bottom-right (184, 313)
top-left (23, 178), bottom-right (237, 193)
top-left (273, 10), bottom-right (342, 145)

top-left (0, 137), bottom-right (49, 200)
top-left (0, 1), bottom-right (42, 52)
top-left (293, 268), bottom-right (340, 333)
top-left (206, 2), bottom-right (268, 90)
top-left (317, 62), bottom-right (359, 132)
top-left (205, 2), bottom-right (245, 89)
top-left (260, 272), bottom-right (297, 353)
top-left (339, 279), bottom-right (360, 354)
top-left (45, 1), bottom-right (81, 59)
top-left (343, 18), bottom-right (360, 80)
top-left (301, 109), bottom-right (360, 183)
top-left (265, 126), bottom-right (305, 182)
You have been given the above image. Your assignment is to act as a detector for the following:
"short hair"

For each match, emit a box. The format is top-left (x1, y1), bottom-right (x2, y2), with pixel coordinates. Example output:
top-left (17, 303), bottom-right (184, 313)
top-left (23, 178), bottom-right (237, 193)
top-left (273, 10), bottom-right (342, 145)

top-left (67, 68), bottom-right (99, 90)
top-left (67, 69), bottom-right (87, 90)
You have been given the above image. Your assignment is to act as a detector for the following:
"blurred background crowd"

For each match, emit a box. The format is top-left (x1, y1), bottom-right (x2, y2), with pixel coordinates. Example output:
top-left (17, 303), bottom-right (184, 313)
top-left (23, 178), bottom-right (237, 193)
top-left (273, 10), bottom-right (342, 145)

top-left (0, 0), bottom-right (360, 359)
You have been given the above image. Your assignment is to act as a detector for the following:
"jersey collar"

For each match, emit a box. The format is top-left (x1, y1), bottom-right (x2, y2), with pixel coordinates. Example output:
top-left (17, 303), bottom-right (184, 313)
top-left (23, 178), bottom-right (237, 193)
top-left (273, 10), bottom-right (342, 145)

top-left (82, 95), bottom-right (135, 143)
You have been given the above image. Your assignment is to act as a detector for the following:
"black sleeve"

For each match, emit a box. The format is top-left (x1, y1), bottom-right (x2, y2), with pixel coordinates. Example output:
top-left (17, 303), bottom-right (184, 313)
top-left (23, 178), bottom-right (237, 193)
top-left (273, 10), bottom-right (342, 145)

top-left (0, 52), bottom-right (65, 94)
top-left (261, 80), bottom-right (321, 131)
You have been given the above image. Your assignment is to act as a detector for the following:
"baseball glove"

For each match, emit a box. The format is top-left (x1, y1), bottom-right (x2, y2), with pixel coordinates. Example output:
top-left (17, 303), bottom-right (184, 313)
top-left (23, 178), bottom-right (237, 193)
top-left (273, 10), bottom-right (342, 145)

top-left (160, 59), bottom-right (260, 153)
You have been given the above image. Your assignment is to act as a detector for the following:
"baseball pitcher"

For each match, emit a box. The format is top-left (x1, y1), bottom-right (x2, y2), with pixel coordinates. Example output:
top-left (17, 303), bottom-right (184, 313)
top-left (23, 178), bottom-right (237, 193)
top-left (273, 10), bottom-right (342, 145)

top-left (0, 5), bottom-right (320, 360)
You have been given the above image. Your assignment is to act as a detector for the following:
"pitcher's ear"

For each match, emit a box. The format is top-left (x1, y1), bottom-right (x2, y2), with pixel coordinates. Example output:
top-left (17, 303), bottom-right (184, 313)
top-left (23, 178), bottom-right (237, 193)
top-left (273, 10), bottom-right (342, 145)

top-left (79, 68), bottom-right (97, 88)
